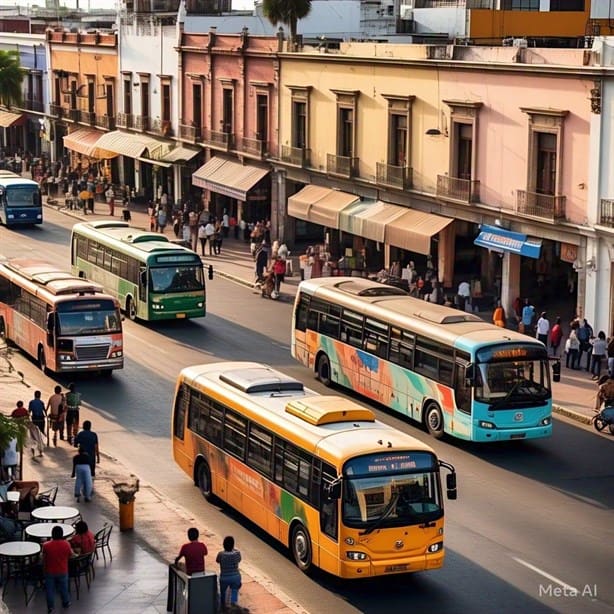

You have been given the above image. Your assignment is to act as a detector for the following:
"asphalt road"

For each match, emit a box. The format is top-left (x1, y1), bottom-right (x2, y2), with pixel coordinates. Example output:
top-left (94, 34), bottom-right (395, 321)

top-left (2, 212), bottom-right (613, 614)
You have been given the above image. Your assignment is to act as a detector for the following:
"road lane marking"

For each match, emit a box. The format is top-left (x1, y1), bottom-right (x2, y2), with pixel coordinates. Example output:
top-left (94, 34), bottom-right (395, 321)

top-left (513, 556), bottom-right (578, 593)
top-left (123, 328), bottom-right (168, 354)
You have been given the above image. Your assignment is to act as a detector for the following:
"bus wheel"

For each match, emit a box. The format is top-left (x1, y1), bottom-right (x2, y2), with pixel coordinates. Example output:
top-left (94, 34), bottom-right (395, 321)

top-left (317, 353), bottom-right (332, 387)
top-left (38, 346), bottom-right (47, 373)
top-left (424, 402), bottom-right (445, 439)
top-left (291, 523), bottom-right (312, 573)
top-left (196, 461), bottom-right (214, 502)
top-left (126, 297), bottom-right (137, 321)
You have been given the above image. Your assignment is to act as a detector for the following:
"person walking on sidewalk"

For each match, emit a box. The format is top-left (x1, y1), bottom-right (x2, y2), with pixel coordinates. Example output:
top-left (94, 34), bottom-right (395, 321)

top-left (216, 536), bottom-right (242, 611)
top-left (65, 383), bottom-right (81, 446)
top-left (175, 527), bottom-right (208, 576)
top-left (536, 312), bottom-right (550, 347)
top-left (577, 318), bottom-right (594, 372)
top-left (204, 220), bottom-right (215, 256)
top-left (28, 390), bottom-right (47, 435)
top-left (74, 420), bottom-right (99, 478)
top-left (565, 327), bottom-right (580, 370)
top-left (105, 184), bottom-right (115, 217)
top-left (46, 385), bottom-right (65, 445)
top-left (590, 331), bottom-right (607, 380)
top-left (521, 299), bottom-right (536, 336)
top-left (550, 317), bottom-right (563, 358)
top-left (71, 446), bottom-right (93, 503)
top-left (43, 525), bottom-right (73, 613)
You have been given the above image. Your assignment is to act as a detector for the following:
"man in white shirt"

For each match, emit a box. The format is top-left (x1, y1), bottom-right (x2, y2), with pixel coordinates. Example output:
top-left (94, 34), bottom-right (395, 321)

top-left (204, 221), bottom-right (215, 255)
top-left (457, 280), bottom-right (471, 311)
top-left (536, 312), bottom-right (550, 346)
top-left (222, 210), bottom-right (230, 238)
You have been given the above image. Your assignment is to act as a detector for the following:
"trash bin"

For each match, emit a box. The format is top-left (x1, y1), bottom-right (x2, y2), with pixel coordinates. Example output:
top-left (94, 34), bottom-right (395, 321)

top-left (167, 565), bottom-right (217, 614)
top-left (112, 477), bottom-right (139, 532)
top-left (119, 500), bottom-right (135, 531)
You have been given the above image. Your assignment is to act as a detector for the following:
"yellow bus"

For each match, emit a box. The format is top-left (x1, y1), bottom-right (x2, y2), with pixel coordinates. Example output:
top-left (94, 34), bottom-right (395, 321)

top-left (172, 361), bottom-right (457, 578)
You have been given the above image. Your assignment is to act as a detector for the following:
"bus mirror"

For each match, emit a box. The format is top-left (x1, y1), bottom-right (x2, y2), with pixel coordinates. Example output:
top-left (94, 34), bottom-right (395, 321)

top-left (465, 364), bottom-right (475, 381)
top-left (324, 479), bottom-right (341, 500)
top-left (208, 264), bottom-right (213, 280)
top-left (46, 313), bottom-right (54, 334)
top-left (552, 359), bottom-right (561, 383)
top-left (140, 270), bottom-right (147, 286)
top-left (446, 473), bottom-right (457, 500)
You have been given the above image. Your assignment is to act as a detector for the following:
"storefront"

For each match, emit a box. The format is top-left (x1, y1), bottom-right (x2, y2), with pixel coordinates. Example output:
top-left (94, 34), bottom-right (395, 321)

top-left (0, 110), bottom-right (26, 154)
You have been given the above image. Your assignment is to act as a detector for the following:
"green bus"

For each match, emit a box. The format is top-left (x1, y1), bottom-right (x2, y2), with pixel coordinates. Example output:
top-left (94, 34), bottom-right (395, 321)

top-left (71, 221), bottom-right (206, 321)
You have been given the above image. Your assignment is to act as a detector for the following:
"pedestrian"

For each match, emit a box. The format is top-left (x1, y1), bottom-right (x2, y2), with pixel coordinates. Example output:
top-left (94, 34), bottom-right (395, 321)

top-left (175, 527), bottom-right (208, 576)
top-left (216, 536), bottom-right (242, 611)
top-left (230, 214), bottom-right (238, 239)
top-left (72, 446), bottom-right (93, 503)
top-left (148, 202), bottom-right (156, 231)
top-left (590, 331), bottom-right (607, 380)
top-left (198, 222), bottom-right (207, 256)
top-left (607, 334), bottom-right (614, 376)
top-left (105, 184), bottom-right (115, 217)
top-left (46, 385), bottom-right (66, 445)
top-left (74, 420), bottom-right (100, 478)
top-left (577, 318), bottom-right (594, 371)
top-left (521, 299), bottom-right (535, 336)
top-left (456, 279), bottom-right (471, 311)
top-left (189, 209), bottom-right (199, 251)
top-left (565, 327), bottom-right (580, 370)
top-left (70, 521), bottom-right (95, 555)
top-left (28, 390), bottom-right (47, 435)
top-left (255, 244), bottom-right (268, 282)
top-left (273, 256), bottom-right (286, 294)
top-left (536, 311), bottom-right (550, 346)
top-left (214, 220), bottom-right (223, 255)
top-left (158, 206), bottom-right (168, 234)
top-left (492, 300), bottom-right (506, 328)
top-left (550, 317), bottom-right (563, 357)
top-left (65, 383), bottom-right (81, 446)
top-left (11, 400), bottom-right (28, 418)
top-left (205, 220), bottom-right (215, 255)
top-left (43, 524), bottom-right (73, 613)
top-left (222, 209), bottom-right (230, 238)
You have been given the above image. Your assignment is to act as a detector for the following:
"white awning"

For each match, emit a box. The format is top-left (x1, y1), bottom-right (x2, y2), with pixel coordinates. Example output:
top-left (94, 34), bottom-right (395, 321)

top-left (385, 209), bottom-right (453, 254)
top-left (192, 157), bottom-right (269, 200)
top-left (161, 145), bottom-right (200, 163)
top-left (63, 128), bottom-right (104, 157)
top-left (91, 130), bottom-right (171, 160)
top-left (287, 185), bottom-right (359, 229)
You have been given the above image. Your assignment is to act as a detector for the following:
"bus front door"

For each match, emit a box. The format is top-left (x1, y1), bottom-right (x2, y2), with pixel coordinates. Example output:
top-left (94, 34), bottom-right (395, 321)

top-left (138, 268), bottom-right (148, 313)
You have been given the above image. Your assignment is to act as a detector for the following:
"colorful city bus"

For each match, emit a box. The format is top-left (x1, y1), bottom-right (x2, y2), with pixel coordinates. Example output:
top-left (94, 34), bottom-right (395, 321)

top-left (172, 361), bottom-right (457, 578)
top-left (291, 277), bottom-right (554, 442)
top-left (0, 258), bottom-right (123, 374)
top-left (0, 173), bottom-right (43, 227)
top-left (70, 221), bottom-right (206, 321)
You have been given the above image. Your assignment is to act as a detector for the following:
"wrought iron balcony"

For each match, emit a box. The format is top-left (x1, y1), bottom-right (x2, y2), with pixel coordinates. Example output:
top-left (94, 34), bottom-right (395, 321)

top-left (516, 190), bottom-right (566, 222)
top-left (281, 146), bottom-right (311, 167)
top-left (116, 112), bottom-right (133, 129)
top-left (202, 128), bottom-right (233, 151)
top-left (79, 110), bottom-right (96, 126)
top-left (599, 199), bottom-right (614, 228)
top-left (67, 108), bottom-right (79, 123)
top-left (134, 115), bottom-right (150, 131)
top-left (437, 175), bottom-right (480, 203)
top-left (96, 114), bottom-right (115, 131)
top-left (150, 118), bottom-right (173, 137)
top-left (23, 99), bottom-right (44, 113)
top-left (179, 123), bottom-right (201, 142)
top-left (326, 153), bottom-right (358, 178)
top-left (237, 136), bottom-right (266, 158)
top-left (49, 103), bottom-right (64, 118)
top-left (376, 162), bottom-right (412, 190)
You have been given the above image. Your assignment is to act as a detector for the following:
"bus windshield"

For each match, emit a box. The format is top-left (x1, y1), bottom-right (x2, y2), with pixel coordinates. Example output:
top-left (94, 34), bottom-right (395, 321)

top-left (474, 359), bottom-right (550, 407)
top-left (149, 266), bottom-right (204, 293)
top-left (5, 186), bottom-right (40, 207)
top-left (342, 452), bottom-right (442, 529)
top-left (56, 300), bottom-right (121, 335)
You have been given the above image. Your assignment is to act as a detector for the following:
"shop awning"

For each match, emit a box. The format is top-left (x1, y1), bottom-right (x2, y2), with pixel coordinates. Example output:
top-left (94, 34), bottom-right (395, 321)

top-left (0, 109), bottom-right (24, 128)
top-left (63, 128), bottom-right (104, 157)
top-left (91, 130), bottom-right (170, 161)
top-left (338, 200), bottom-right (373, 235)
top-left (161, 145), bottom-right (200, 163)
top-left (474, 224), bottom-right (542, 259)
top-left (385, 209), bottom-right (453, 254)
top-left (192, 156), bottom-right (269, 200)
top-left (287, 185), bottom-right (359, 229)
top-left (354, 201), bottom-right (407, 243)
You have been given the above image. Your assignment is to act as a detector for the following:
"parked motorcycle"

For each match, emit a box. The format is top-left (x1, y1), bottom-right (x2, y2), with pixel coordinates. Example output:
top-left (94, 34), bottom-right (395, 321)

top-left (593, 406), bottom-right (614, 434)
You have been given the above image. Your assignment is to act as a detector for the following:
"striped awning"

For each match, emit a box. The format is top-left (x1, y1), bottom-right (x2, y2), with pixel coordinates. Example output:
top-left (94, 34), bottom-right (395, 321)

top-left (192, 157), bottom-right (269, 201)
top-left (0, 109), bottom-right (24, 128)
top-left (339, 200), bottom-right (406, 243)
top-left (287, 185), bottom-right (359, 229)
top-left (63, 128), bottom-right (104, 157)
top-left (385, 209), bottom-right (453, 254)
top-left (161, 145), bottom-right (200, 163)
top-left (91, 130), bottom-right (171, 161)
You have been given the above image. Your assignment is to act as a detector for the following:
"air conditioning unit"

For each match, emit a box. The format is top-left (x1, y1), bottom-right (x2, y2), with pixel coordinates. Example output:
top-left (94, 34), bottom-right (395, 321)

top-left (512, 38), bottom-right (528, 48)
top-left (400, 5), bottom-right (413, 20)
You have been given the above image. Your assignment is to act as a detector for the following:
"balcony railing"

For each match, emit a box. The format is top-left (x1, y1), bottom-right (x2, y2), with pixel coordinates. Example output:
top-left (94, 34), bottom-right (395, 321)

top-left (202, 128), bottom-right (233, 151)
top-left (237, 136), bottom-right (266, 158)
top-left (150, 118), bottom-right (173, 137)
top-left (49, 103), bottom-right (64, 118)
top-left (437, 175), bottom-right (480, 203)
top-left (327, 153), bottom-right (358, 178)
top-left (599, 199), bottom-right (614, 228)
top-left (79, 110), bottom-right (96, 126)
top-left (23, 99), bottom-right (44, 113)
top-left (134, 115), bottom-right (150, 131)
top-left (67, 108), bottom-right (79, 123)
top-left (376, 162), bottom-right (412, 190)
top-left (281, 145), bottom-right (311, 167)
top-left (116, 112), bottom-right (133, 129)
top-left (179, 123), bottom-right (201, 142)
top-left (516, 190), bottom-right (566, 221)
top-left (97, 114), bottom-right (115, 131)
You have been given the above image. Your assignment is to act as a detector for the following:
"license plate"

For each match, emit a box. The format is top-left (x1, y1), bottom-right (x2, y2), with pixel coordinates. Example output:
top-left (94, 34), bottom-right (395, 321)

top-left (176, 313), bottom-right (186, 319)
top-left (385, 564), bottom-right (408, 573)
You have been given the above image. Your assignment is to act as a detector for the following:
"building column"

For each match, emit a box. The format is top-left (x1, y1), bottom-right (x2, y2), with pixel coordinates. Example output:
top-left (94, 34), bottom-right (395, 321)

top-left (438, 223), bottom-right (455, 289)
top-left (173, 164), bottom-right (182, 203)
top-left (272, 168), bottom-right (286, 243)
top-left (501, 252), bottom-right (520, 320)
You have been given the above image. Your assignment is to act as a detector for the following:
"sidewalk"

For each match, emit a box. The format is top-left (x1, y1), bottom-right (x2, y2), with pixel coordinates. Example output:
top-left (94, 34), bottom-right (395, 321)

top-left (43, 195), bottom-right (597, 427)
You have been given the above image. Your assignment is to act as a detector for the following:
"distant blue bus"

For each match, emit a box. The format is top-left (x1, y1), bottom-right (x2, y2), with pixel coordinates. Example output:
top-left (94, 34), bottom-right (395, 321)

top-left (0, 171), bottom-right (43, 227)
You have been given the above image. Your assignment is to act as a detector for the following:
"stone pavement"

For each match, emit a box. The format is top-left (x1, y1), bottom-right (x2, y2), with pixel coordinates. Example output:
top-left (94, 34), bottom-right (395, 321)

top-left (45, 194), bottom-right (601, 428)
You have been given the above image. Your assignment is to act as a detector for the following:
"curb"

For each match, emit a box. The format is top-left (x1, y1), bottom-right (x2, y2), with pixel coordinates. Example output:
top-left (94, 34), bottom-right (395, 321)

top-left (552, 404), bottom-right (593, 425)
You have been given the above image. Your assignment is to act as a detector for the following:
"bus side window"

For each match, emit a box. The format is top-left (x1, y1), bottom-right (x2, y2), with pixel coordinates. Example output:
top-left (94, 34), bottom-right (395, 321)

top-left (454, 364), bottom-right (471, 414)
top-left (295, 294), bottom-right (309, 332)
top-left (173, 384), bottom-right (188, 440)
top-left (320, 462), bottom-right (339, 540)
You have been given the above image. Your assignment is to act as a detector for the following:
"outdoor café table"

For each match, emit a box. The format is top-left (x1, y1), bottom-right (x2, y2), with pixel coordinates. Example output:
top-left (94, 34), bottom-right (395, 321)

top-left (0, 540), bottom-right (41, 603)
top-left (25, 522), bottom-right (75, 542)
top-left (31, 506), bottom-right (80, 523)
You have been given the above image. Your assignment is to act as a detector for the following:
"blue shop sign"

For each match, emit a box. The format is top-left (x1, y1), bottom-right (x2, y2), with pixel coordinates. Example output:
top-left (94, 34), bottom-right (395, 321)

top-left (474, 225), bottom-right (542, 259)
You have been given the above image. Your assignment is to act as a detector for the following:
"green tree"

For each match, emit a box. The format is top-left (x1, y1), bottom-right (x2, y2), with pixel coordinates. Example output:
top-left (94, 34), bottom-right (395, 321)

top-left (263, 0), bottom-right (312, 48)
top-left (0, 414), bottom-right (28, 466)
top-left (0, 50), bottom-right (25, 108)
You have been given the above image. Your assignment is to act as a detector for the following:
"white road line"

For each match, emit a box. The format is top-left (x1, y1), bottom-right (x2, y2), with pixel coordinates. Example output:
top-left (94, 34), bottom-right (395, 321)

top-left (123, 329), bottom-right (168, 355)
top-left (513, 556), bottom-right (579, 593)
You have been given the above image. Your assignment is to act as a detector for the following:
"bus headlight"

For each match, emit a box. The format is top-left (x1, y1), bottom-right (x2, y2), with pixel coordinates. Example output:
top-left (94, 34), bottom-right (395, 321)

top-left (427, 542), bottom-right (443, 553)
top-left (479, 420), bottom-right (495, 429)
top-left (197, 302), bottom-right (203, 308)
top-left (59, 354), bottom-right (73, 361)
top-left (346, 551), bottom-right (368, 561)
top-left (7, 214), bottom-right (14, 219)
top-left (111, 351), bottom-right (123, 358)
top-left (540, 417), bottom-right (551, 426)
top-left (152, 304), bottom-right (165, 310)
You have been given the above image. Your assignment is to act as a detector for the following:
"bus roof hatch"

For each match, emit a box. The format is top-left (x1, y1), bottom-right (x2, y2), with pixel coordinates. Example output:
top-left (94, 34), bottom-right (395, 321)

top-left (285, 396), bottom-right (376, 425)
top-left (219, 367), bottom-right (304, 394)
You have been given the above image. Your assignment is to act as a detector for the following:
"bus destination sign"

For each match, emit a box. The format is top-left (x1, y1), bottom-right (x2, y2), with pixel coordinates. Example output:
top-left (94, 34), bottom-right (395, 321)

top-left (345, 452), bottom-right (435, 476)
top-left (155, 255), bottom-right (198, 264)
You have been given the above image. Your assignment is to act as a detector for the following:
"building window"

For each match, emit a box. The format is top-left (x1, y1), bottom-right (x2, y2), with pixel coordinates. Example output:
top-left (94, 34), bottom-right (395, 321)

top-left (256, 93), bottom-right (268, 142)
top-left (456, 123), bottom-right (472, 181)
top-left (87, 78), bottom-right (95, 114)
top-left (162, 83), bottom-right (171, 123)
top-left (502, 0), bottom-right (539, 10)
top-left (192, 83), bottom-right (202, 128)
top-left (123, 77), bottom-right (131, 114)
top-left (222, 88), bottom-right (233, 133)
top-left (54, 77), bottom-right (61, 106)
top-left (288, 85), bottom-right (311, 150)
top-left (536, 132), bottom-right (557, 195)
top-left (105, 81), bottom-right (114, 118)
top-left (331, 90), bottom-right (359, 158)
top-left (443, 100), bottom-right (482, 181)
top-left (141, 81), bottom-right (150, 120)
top-left (382, 94), bottom-right (414, 168)
top-left (70, 80), bottom-right (77, 110)
top-left (549, 0), bottom-right (584, 9)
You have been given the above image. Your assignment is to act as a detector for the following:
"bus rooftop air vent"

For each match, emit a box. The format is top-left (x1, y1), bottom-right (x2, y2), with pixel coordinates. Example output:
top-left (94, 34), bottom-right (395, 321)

top-left (123, 233), bottom-right (170, 244)
top-left (335, 279), bottom-right (408, 297)
top-left (286, 396), bottom-right (376, 426)
top-left (220, 367), bottom-right (304, 394)
top-left (415, 310), bottom-right (482, 325)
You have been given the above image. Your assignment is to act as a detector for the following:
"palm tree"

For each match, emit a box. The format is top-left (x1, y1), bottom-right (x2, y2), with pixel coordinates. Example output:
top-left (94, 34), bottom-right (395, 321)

top-left (263, 0), bottom-right (312, 49)
top-left (0, 50), bottom-right (25, 108)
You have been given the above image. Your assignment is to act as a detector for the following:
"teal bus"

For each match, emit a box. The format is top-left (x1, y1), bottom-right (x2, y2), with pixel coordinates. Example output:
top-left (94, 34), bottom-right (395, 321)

top-left (291, 277), bottom-right (554, 442)
top-left (70, 221), bottom-right (206, 321)
top-left (0, 172), bottom-right (43, 227)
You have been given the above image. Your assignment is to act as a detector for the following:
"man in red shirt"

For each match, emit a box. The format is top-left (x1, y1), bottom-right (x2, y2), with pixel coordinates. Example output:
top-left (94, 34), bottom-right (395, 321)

top-left (43, 525), bottom-right (73, 612)
top-left (174, 527), bottom-right (208, 576)
top-left (11, 401), bottom-right (28, 418)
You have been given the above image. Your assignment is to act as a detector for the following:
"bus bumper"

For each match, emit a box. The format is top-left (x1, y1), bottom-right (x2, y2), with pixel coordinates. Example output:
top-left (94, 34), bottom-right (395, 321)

top-left (338, 551), bottom-right (444, 578)
top-left (473, 424), bottom-right (553, 442)
top-left (56, 358), bottom-right (124, 372)
top-left (149, 309), bottom-right (205, 321)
